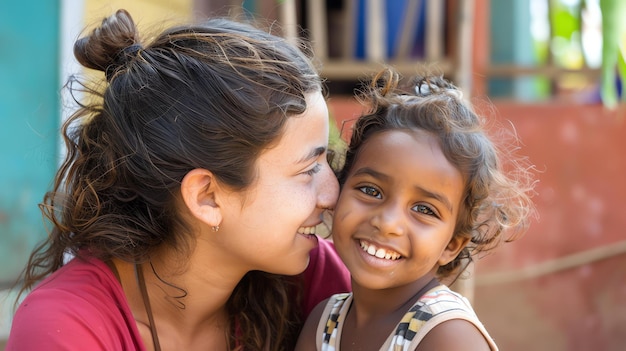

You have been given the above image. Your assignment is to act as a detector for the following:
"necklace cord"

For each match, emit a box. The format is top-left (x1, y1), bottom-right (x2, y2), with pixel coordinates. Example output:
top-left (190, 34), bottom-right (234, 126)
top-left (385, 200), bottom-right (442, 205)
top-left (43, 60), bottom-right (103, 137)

top-left (135, 263), bottom-right (162, 351)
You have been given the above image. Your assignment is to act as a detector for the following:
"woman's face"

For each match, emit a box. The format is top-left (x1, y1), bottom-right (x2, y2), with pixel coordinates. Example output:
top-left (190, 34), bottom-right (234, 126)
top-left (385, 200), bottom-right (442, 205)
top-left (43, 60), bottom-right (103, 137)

top-left (332, 129), bottom-right (465, 291)
top-left (215, 91), bottom-right (339, 275)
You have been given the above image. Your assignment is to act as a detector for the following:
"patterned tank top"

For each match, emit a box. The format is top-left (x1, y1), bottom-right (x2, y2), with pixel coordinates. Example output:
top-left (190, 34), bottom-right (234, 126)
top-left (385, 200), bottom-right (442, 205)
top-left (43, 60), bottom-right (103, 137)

top-left (316, 285), bottom-right (499, 351)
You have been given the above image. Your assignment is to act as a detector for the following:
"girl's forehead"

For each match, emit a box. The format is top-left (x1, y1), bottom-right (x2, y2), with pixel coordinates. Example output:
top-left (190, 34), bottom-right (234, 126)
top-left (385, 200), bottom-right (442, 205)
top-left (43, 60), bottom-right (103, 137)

top-left (361, 128), bottom-right (436, 152)
top-left (349, 128), bottom-right (457, 181)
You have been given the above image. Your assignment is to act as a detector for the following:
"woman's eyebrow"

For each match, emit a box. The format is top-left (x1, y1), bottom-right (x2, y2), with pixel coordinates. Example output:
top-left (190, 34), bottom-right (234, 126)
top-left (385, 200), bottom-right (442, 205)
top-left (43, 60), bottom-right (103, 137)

top-left (296, 146), bottom-right (326, 163)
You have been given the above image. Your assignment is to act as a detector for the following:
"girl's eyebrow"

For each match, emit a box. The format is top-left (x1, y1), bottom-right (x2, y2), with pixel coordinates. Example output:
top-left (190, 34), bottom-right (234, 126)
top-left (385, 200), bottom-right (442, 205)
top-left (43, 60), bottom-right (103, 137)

top-left (413, 185), bottom-right (454, 212)
top-left (352, 167), bottom-right (454, 212)
top-left (296, 146), bottom-right (326, 164)
top-left (352, 167), bottom-right (389, 181)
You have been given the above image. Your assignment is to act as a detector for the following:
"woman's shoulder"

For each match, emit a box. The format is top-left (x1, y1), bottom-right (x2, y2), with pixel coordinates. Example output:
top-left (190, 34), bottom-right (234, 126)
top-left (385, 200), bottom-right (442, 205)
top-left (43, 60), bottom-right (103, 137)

top-left (309, 237), bottom-right (350, 274)
top-left (301, 238), bottom-right (351, 317)
top-left (28, 254), bottom-right (121, 299)
top-left (7, 255), bottom-right (142, 350)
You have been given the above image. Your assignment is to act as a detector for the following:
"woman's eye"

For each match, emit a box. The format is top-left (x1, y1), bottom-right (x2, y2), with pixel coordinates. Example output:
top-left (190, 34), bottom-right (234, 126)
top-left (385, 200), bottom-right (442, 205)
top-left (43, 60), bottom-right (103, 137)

top-left (303, 163), bottom-right (321, 176)
top-left (358, 186), bottom-right (381, 198)
top-left (412, 204), bottom-right (435, 216)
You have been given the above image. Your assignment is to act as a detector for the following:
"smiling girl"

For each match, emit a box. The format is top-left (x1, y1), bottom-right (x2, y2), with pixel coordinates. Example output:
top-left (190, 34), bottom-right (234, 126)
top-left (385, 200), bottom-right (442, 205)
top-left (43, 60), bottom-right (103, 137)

top-left (296, 68), bottom-right (536, 351)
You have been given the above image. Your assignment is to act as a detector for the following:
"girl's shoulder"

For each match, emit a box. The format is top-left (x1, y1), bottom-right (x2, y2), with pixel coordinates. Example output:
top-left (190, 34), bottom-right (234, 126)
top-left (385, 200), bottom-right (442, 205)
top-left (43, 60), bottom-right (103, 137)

top-left (295, 292), bottom-right (353, 351)
top-left (414, 284), bottom-right (474, 314)
top-left (387, 285), bottom-right (498, 351)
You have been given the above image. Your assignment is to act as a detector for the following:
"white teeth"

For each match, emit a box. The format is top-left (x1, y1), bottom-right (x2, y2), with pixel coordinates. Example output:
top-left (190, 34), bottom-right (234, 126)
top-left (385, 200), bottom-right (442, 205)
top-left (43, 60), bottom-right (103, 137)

top-left (359, 240), bottom-right (402, 260)
top-left (297, 226), bottom-right (316, 235)
top-left (375, 248), bottom-right (386, 258)
top-left (367, 246), bottom-right (376, 255)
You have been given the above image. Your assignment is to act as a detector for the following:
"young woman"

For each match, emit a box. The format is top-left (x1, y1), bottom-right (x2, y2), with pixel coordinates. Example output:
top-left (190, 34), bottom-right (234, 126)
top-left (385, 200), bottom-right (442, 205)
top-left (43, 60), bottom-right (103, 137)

top-left (7, 9), bottom-right (350, 351)
top-left (296, 68), bottom-right (536, 351)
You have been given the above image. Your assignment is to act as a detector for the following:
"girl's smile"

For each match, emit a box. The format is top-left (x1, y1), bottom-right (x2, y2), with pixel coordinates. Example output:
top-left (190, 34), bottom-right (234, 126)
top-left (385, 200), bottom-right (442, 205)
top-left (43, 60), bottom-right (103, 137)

top-left (358, 239), bottom-right (403, 261)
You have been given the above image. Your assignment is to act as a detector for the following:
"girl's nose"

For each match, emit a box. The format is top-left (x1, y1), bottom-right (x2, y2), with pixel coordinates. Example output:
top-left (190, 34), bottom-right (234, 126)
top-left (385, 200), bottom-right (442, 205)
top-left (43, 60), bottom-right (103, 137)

top-left (369, 201), bottom-right (406, 236)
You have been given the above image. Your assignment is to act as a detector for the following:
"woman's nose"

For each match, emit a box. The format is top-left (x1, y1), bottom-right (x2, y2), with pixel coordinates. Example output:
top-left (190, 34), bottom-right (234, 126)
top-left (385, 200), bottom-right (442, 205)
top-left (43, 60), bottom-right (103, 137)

top-left (317, 163), bottom-right (339, 209)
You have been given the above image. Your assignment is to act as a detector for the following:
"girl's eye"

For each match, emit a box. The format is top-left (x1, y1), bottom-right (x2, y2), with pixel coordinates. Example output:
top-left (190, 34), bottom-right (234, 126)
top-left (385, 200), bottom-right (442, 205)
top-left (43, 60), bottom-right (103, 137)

top-left (358, 186), bottom-right (381, 199)
top-left (412, 204), bottom-right (436, 216)
top-left (303, 163), bottom-right (321, 176)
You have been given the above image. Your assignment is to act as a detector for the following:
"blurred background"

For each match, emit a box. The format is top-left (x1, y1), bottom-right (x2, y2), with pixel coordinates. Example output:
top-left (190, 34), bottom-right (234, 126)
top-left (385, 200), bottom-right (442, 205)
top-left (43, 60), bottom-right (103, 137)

top-left (1, 0), bottom-right (625, 350)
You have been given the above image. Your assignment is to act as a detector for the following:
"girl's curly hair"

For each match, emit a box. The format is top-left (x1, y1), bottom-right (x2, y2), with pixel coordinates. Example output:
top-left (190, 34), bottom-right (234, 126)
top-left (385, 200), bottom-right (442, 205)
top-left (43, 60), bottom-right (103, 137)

top-left (337, 67), bottom-right (537, 278)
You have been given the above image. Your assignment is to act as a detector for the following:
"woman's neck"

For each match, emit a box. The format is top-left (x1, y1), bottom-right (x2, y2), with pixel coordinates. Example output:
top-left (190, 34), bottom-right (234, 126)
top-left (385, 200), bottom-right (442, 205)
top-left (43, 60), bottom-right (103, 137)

top-left (111, 246), bottom-right (245, 350)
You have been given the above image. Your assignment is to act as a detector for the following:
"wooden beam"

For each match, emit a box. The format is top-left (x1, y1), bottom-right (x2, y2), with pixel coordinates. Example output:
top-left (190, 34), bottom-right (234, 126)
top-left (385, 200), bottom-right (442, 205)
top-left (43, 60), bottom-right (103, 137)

top-left (486, 65), bottom-right (601, 78)
top-left (319, 59), bottom-right (454, 80)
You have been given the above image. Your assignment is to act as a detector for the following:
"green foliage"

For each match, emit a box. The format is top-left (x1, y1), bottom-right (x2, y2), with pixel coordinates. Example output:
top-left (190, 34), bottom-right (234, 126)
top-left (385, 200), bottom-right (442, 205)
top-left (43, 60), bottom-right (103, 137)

top-left (544, 0), bottom-right (626, 108)
top-left (328, 114), bottom-right (347, 172)
top-left (550, 1), bottom-right (580, 40)
top-left (599, 0), bottom-right (626, 109)
top-left (548, 0), bottom-right (585, 69)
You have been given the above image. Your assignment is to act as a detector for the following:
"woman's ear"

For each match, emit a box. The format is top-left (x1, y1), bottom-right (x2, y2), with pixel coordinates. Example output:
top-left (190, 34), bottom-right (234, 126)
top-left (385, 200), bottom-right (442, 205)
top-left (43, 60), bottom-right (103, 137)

top-left (438, 234), bottom-right (471, 267)
top-left (180, 168), bottom-right (222, 227)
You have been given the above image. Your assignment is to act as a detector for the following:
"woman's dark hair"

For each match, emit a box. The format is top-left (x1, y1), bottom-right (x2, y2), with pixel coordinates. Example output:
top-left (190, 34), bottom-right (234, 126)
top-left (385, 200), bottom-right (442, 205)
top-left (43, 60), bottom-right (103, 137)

top-left (18, 9), bottom-right (321, 350)
top-left (338, 67), bottom-right (536, 278)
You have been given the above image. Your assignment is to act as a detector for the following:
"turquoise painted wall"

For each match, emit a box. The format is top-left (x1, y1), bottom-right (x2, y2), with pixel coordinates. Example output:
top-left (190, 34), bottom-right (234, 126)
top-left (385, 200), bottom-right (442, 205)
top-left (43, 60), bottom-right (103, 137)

top-left (0, 1), bottom-right (60, 286)
top-left (489, 0), bottom-right (539, 100)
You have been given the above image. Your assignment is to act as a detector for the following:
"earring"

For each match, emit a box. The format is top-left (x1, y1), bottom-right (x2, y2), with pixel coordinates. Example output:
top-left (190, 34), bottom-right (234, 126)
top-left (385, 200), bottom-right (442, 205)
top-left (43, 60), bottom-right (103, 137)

top-left (212, 225), bottom-right (220, 232)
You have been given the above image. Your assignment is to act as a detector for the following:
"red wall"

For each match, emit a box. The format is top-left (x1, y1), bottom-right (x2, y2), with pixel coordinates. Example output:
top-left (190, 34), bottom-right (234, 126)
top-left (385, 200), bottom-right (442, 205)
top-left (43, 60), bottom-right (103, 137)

top-left (327, 97), bottom-right (626, 351)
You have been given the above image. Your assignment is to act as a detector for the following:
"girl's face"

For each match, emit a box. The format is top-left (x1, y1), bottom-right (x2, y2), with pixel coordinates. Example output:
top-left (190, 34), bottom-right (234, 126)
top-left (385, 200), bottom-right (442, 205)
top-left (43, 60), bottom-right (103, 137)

top-left (332, 129), bottom-right (466, 291)
top-left (215, 91), bottom-right (339, 275)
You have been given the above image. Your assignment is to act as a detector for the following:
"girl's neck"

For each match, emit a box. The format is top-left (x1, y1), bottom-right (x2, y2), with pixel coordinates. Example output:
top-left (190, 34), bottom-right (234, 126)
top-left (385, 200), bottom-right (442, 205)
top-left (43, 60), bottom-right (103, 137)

top-left (349, 276), bottom-right (440, 326)
top-left (340, 277), bottom-right (440, 351)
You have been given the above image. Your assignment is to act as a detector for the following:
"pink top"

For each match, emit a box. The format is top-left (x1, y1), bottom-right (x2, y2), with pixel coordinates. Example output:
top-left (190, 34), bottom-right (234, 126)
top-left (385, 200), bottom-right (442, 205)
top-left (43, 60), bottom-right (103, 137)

top-left (6, 239), bottom-right (351, 350)
top-left (6, 255), bottom-right (144, 350)
top-left (302, 238), bottom-right (351, 316)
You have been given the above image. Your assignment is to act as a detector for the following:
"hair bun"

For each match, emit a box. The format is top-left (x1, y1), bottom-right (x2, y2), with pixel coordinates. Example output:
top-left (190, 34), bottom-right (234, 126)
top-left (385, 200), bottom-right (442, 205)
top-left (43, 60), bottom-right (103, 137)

top-left (73, 9), bottom-right (140, 80)
top-left (104, 43), bottom-right (143, 80)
